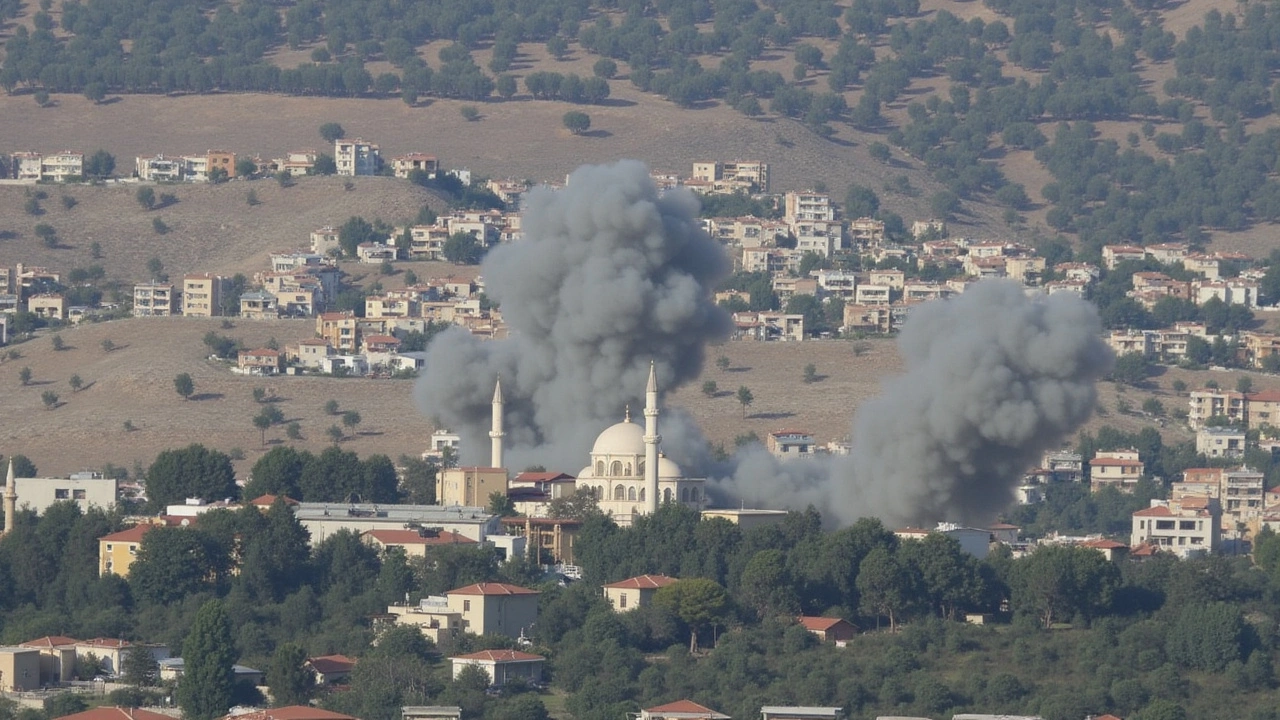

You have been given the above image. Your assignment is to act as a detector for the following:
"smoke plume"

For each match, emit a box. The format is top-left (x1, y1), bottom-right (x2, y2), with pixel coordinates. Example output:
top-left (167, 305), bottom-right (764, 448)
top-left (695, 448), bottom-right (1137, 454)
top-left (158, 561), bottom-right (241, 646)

top-left (414, 160), bottom-right (732, 470)
top-left (717, 280), bottom-right (1114, 527)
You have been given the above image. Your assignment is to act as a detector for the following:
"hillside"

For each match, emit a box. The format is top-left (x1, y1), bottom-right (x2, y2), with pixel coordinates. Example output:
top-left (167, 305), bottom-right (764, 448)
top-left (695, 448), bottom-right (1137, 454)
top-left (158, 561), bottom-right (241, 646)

top-left (3, 316), bottom-right (1270, 485)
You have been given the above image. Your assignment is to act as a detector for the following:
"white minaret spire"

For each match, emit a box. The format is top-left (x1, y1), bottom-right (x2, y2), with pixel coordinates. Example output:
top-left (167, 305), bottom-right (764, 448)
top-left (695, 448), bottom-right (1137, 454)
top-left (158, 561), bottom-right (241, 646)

top-left (490, 377), bottom-right (505, 469)
top-left (643, 361), bottom-right (661, 514)
top-left (3, 457), bottom-right (16, 537)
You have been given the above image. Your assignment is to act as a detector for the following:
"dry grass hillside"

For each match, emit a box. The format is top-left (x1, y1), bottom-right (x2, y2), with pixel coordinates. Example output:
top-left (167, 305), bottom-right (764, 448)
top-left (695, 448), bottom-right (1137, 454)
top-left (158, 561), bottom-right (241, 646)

top-left (0, 176), bottom-right (445, 281)
top-left (4, 318), bottom-right (1276, 482)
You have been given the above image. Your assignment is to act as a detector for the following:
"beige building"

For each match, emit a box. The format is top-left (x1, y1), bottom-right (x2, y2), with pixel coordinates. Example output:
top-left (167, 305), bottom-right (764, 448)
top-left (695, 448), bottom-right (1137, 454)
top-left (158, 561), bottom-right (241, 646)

top-left (392, 153), bottom-right (439, 179)
top-left (133, 283), bottom-right (176, 317)
top-left (1196, 427), bottom-right (1246, 458)
top-left (182, 273), bottom-right (228, 317)
top-left (335, 138), bottom-right (380, 176)
top-left (40, 151), bottom-right (84, 182)
top-left (602, 574), bottom-right (678, 611)
top-left (641, 701), bottom-right (730, 720)
top-left (27, 293), bottom-right (66, 319)
top-left (700, 509), bottom-right (788, 530)
top-left (98, 524), bottom-right (152, 577)
top-left (317, 311), bottom-right (359, 352)
top-left (0, 646), bottom-right (40, 691)
top-left (19, 636), bottom-right (78, 684)
top-left (1131, 498), bottom-right (1220, 558)
top-left (361, 529), bottom-right (477, 558)
top-left (449, 650), bottom-right (544, 687)
top-left (437, 467), bottom-right (508, 508)
top-left (449, 582), bottom-right (539, 637)
top-left (1090, 449), bottom-right (1144, 491)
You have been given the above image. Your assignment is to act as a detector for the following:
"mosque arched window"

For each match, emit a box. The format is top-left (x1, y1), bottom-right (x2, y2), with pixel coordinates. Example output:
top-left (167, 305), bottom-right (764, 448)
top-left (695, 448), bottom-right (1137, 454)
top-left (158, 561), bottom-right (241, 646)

top-left (680, 487), bottom-right (688, 502)
top-left (614, 485), bottom-right (625, 500)
top-left (625, 463), bottom-right (632, 476)
top-left (596, 461), bottom-right (605, 476)
top-left (663, 488), bottom-right (672, 503)
top-left (628, 487), bottom-right (636, 501)
top-left (637, 461), bottom-right (645, 475)
top-left (690, 487), bottom-right (699, 501)
top-left (611, 461), bottom-right (623, 476)
top-left (639, 488), bottom-right (645, 501)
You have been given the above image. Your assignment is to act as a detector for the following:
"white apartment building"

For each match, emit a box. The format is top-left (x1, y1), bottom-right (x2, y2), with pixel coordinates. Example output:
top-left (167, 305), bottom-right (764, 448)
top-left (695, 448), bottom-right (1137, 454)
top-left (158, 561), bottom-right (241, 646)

top-left (335, 138), bottom-right (380, 176)
top-left (1131, 498), bottom-right (1219, 558)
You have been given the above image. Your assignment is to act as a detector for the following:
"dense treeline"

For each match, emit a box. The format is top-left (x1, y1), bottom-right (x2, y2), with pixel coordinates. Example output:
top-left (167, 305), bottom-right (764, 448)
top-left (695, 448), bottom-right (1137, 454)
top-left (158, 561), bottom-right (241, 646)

top-left (3, 491), bottom-right (1280, 720)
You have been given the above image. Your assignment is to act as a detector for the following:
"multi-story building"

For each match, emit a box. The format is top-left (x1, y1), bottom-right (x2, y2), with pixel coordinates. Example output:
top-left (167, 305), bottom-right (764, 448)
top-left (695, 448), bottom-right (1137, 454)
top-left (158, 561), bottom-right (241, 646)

top-left (27, 293), bottom-right (66, 320)
top-left (766, 431), bottom-right (816, 459)
top-left (1189, 389), bottom-right (1280, 429)
top-left (690, 160), bottom-right (769, 192)
top-left (335, 138), bottom-right (380, 176)
top-left (239, 291), bottom-right (279, 320)
top-left (40, 151), bottom-right (83, 182)
top-left (182, 273), bottom-right (228, 317)
top-left (1196, 427), bottom-right (1246, 458)
top-left (277, 150), bottom-right (318, 176)
top-left (317, 311), bottom-right (359, 352)
top-left (133, 283), bottom-right (176, 317)
top-left (784, 192), bottom-right (836, 223)
top-left (311, 226), bottom-right (341, 256)
top-left (10, 151), bottom-right (43, 181)
top-left (1089, 449), bottom-right (1144, 491)
top-left (437, 467), bottom-right (509, 508)
top-left (206, 150), bottom-right (237, 178)
top-left (1131, 497), bottom-right (1220, 558)
top-left (392, 153), bottom-right (439, 179)
top-left (135, 155), bottom-right (186, 182)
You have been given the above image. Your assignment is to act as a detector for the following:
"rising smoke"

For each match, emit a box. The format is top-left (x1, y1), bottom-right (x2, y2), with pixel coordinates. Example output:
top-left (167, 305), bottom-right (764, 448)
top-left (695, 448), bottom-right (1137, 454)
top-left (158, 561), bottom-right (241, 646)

top-left (416, 161), bottom-right (1113, 527)
top-left (718, 280), bottom-right (1114, 528)
top-left (414, 160), bottom-right (732, 470)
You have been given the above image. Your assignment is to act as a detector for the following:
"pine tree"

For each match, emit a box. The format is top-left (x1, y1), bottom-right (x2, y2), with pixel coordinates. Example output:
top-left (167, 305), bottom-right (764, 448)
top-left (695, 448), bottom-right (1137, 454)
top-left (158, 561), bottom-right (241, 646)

top-left (177, 599), bottom-right (236, 720)
top-left (265, 643), bottom-right (313, 707)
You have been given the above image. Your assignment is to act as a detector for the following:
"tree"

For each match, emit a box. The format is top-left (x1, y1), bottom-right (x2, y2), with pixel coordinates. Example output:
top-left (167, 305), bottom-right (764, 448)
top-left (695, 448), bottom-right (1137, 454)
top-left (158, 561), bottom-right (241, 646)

top-left (177, 600), bottom-right (236, 720)
top-left (737, 386), bottom-right (754, 418)
top-left (69, 374), bottom-right (83, 392)
top-left (563, 111), bottom-right (591, 134)
top-left (1010, 544), bottom-right (1119, 628)
top-left (342, 410), bottom-right (362, 435)
top-left (1111, 352), bottom-right (1150, 386)
top-left (246, 189), bottom-right (259, 206)
top-left (266, 643), bottom-right (313, 707)
top-left (1172, 379), bottom-right (1188, 393)
top-left (152, 217), bottom-right (170, 234)
top-left (1142, 398), bottom-right (1165, 417)
top-left (121, 644), bottom-right (160, 687)
top-left (144, 444), bottom-right (237, 512)
top-left (716, 355), bottom-right (731, 372)
top-left (174, 373), bottom-right (195, 400)
top-left (51, 334), bottom-right (64, 351)
top-left (101, 338), bottom-right (115, 353)
top-left (319, 123), bottom-right (346, 143)
top-left (235, 158), bottom-right (257, 177)
top-left (442, 231), bottom-right (485, 264)
top-left (41, 390), bottom-right (59, 409)
top-left (593, 58), bottom-right (617, 79)
top-left (460, 105), bottom-right (480, 121)
top-left (136, 187), bottom-right (156, 210)
top-left (496, 74), bottom-right (517, 98)
top-left (313, 153), bottom-right (337, 175)
top-left (84, 149), bottom-right (115, 178)
top-left (327, 425), bottom-right (345, 444)
top-left (19, 366), bottom-right (31, 385)
top-left (488, 491), bottom-right (517, 517)
top-left (338, 216), bottom-right (375, 258)
top-left (857, 546), bottom-right (916, 631)
top-left (803, 364), bottom-right (818, 383)
top-left (1237, 376), bottom-right (1253, 394)
top-left (286, 422), bottom-right (303, 440)
top-left (653, 578), bottom-right (730, 652)
top-left (83, 81), bottom-right (106, 103)
top-left (546, 487), bottom-right (602, 521)
top-left (844, 184), bottom-right (879, 218)
top-left (253, 412), bottom-right (273, 445)
top-left (702, 380), bottom-right (718, 397)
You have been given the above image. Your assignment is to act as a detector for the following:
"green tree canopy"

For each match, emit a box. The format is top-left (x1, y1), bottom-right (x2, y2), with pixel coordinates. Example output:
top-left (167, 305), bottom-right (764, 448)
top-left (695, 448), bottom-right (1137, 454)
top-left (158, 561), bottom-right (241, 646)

top-left (144, 444), bottom-right (237, 512)
top-left (177, 600), bottom-right (237, 720)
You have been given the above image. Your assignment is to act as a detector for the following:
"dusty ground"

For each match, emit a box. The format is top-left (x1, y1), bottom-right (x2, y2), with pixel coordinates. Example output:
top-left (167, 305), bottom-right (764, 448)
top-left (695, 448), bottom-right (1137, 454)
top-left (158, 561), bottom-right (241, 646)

top-left (4, 316), bottom-right (1273, 482)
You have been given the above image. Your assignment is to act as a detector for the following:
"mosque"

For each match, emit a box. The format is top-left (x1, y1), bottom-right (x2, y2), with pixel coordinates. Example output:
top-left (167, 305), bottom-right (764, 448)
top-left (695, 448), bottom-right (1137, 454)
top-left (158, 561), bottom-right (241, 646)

top-left (485, 362), bottom-right (707, 527)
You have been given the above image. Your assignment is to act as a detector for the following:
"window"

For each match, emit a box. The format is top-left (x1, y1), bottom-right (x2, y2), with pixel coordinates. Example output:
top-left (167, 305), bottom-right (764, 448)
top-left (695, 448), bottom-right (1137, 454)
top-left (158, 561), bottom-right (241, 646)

top-left (128, 545), bottom-right (138, 555)
top-left (614, 485), bottom-right (625, 500)
top-left (1155, 520), bottom-right (1175, 530)
top-left (628, 487), bottom-right (636, 501)
top-left (625, 463), bottom-right (632, 475)
top-left (73, 489), bottom-right (86, 500)
top-left (1179, 520), bottom-right (1196, 530)
top-left (596, 461), bottom-right (605, 476)
top-left (106, 544), bottom-right (113, 551)
top-left (55, 489), bottom-right (70, 499)
top-left (638, 489), bottom-right (645, 501)
top-left (663, 488), bottom-right (672, 503)
top-left (611, 461), bottom-right (623, 476)
top-left (619, 593), bottom-right (628, 608)
top-left (463, 600), bottom-right (471, 612)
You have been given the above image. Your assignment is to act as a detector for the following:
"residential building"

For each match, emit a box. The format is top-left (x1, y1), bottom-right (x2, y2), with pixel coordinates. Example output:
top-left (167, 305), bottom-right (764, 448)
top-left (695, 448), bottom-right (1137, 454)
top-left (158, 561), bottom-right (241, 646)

top-left (1042, 450), bottom-right (1084, 483)
top-left (19, 636), bottom-right (79, 684)
top-left (449, 650), bottom-right (544, 687)
top-left (1079, 538), bottom-right (1129, 562)
top-left (894, 523), bottom-right (991, 559)
top-left (10, 152), bottom-right (43, 181)
top-left (1090, 449), bottom-right (1144, 491)
top-left (207, 150), bottom-right (237, 178)
top-left (868, 270), bottom-right (906, 291)
top-left (1102, 245), bottom-right (1146, 269)
top-left (40, 151), bottom-right (83, 182)
top-left (76, 638), bottom-right (168, 675)
top-left (133, 283), bottom-right (176, 317)
top-left (213, 707), bottom-right (353, 720)
top-left (162, 658), bottom-right (263, 685)
top-left (1131, 497), bottom-right (1220, 558)
top-left (699, 509), bottom-right (789, 530)
top-left (55, 710), bottom-right (175, 720)
top-left (286, 338), bottom-right (334, 370)
top-left (761, 710), bottom-right (843, 720)
top-left (240, 291), bottom-right (280, 320)
top-left (796, 617), bottom-right (857, 643)
top-left (401, 708), bottom-right (461, 720)
top-left (641, 701), bottom-right (730, 720)
top-left (1197, 279), bottom-right (1259, 308)
top-left (392, 153), bottom-right (439, 179)
top-left (335, 138), bottom-right (380, 176)
top-left (732, 311), bottom-right (805, 341)
top-left (27, 293), bottom-right (66, 320)
top-left (358, 242), bottom-right (397, 263)
top-left (292, 503), bottom-right (500, 544)
top-left (182, 273), bottom-right (228, 317)
top-left (602, 574), bottom-right (678, 611)
top-left (0, 647), bottom-right (41, 690)
top-left (306, 655), bottom-right (356, 685)
top-left (317, 311), bottom-right (359, 352)
top-left (98, 524), bottom-right (152, 577)
top-left (692, 160), bottom-right (769, 192)
top-left (437, 466), bottom-right (508, 508)
top-left (1196, 426), bottom-right (1246, 458)
top-left (1222, 466), bottom-right (1266, 524)
top-left (361, 529), bottom-right (477, 558)
top-left (500, 516), bottom-right (581, 564)
top-left (278, 150), bottom-right (319, 176)
top-left (448, 582), bottom-right (539, 637)
top-left (854, 284), bottom-right (890, 305)
top-left (14, 473), bottom-right (117, 513)
top-left (1189, 389), bottom-right (1280, 429)
top-left (311, 226), bottom-right (341, 256)
top-left (237, 348), bottom-right (283, 376)
top-left (784, 192), bottom-right (836, 222)
top-left (1241, 331), bottom-right (1280, 369)
top-left (135, 154), bottom-right (186, 182)
top-left (842, 304), bottom-right (891, 334)
top-left (766, 430), bottom-right (816, 459)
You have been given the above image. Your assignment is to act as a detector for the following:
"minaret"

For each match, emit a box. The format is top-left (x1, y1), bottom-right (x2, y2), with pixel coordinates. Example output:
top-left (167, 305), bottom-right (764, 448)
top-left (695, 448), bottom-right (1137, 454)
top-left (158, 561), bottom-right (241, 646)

top-left (490, 377), bottom-right (505, 469)
top-left (643, 362), bottom-right (660, 514)
top-left (3, 458), bottom-right (16, 537)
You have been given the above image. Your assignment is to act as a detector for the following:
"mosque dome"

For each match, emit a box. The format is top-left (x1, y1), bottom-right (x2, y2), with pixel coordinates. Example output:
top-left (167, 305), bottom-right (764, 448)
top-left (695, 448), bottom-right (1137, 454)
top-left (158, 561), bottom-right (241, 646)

top-left (657, 455), bottom-right (683, 479)
top-left (591, 418), bottom-right (645, 457)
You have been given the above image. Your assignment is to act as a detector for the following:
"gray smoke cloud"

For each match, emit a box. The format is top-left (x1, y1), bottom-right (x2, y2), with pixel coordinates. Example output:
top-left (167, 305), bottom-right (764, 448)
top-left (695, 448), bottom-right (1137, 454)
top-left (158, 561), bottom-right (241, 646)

top-left (716, 280), bottom-right (1114, 528)
top-left (414, 160), bottom-right (732, 470)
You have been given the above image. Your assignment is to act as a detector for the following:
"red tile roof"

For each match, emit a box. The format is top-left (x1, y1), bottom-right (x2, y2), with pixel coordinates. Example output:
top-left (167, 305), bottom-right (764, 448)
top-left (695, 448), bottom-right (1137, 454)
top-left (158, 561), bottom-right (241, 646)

top-left (796, 616), bottom-right (852, 632)
top-left (513, 471), bottom-right (576, 483)
top-left (363, 529), bottom-right (476, 546)
top-left (451, 649), bottom-right (545, 662)
top-left (448, 582), bottom-right (539, 596)
top-left (249, 494), bottom-right (299, 507)
top-left (307, 654), bottom-right (357, 674)
top-left (603, 574), bottom-right (679, 590)
top-left (1133, 506), bottom-right (1174, 517)
top-left (644, 700), bottom-right (728, 718)
top-left (99, 525), bottom-right (152, 543)
top-left (57, 708), bottom-right (174, 720)
top-left (20, 635), bottom-right (80, 648)
top-left (1081, 539), bottom-right (1128, 550)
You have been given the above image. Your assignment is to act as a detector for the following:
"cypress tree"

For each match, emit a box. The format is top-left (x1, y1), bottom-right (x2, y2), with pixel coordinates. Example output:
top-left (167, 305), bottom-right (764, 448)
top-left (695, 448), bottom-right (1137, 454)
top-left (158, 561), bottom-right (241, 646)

top-left (177, 599), bottom-right (236, 720)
